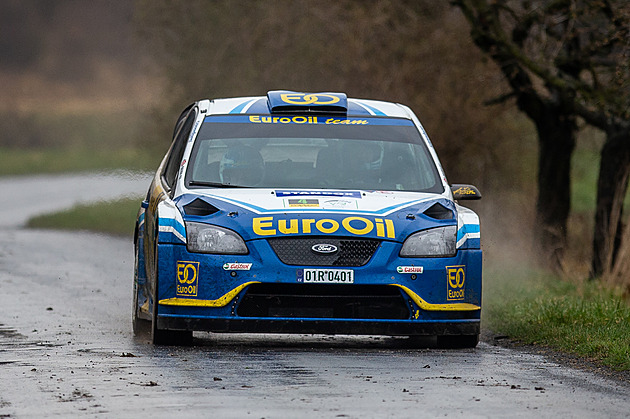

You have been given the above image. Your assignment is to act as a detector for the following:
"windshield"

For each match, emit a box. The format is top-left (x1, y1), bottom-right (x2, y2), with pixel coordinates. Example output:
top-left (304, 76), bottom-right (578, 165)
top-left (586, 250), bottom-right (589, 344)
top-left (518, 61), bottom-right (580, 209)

top-left (185, 115), bottom-right (443, 193)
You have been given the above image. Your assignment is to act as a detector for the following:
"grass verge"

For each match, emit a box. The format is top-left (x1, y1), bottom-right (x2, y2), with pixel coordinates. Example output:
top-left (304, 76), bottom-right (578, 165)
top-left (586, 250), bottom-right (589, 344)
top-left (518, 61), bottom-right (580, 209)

top-left (0, 147), bottom-right (159, 176)
top-left (27, 197), bottom-right (142, 237)
top-left (484, 265), bottom-right (630, 371)
top-left (0, 106), bottom-right (164, 176)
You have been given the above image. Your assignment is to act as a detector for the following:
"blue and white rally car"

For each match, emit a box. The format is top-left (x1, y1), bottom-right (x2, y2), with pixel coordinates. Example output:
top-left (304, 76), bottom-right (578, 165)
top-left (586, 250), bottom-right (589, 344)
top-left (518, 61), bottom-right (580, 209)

top-left (133, 91), bottom-right (482, 347)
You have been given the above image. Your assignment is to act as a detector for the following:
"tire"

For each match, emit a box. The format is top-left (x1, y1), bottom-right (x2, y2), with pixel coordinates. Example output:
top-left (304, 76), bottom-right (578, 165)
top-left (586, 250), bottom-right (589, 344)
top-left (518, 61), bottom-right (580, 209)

top-left (436, 334), bottom-right (479, 349)
top-left (149, 237), bottom-right (193, 346)
top-left (132, 242), bottom-right (151, 336)
top-left (152, 327), bottom-right (193, 346)
top-left (132, 285), bottom-right (151, 336)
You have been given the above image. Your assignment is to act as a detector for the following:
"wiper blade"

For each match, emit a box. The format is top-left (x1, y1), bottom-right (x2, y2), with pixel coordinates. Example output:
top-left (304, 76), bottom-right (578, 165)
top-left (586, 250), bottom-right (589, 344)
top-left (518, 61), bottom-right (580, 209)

top-left (188, 181), bottom-right (249, 188)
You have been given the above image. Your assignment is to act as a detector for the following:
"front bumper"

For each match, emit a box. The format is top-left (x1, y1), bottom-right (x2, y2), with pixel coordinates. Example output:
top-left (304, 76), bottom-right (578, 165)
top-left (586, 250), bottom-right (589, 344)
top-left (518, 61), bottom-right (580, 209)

top-left (146, 230), bottom-right (482, 335)
top-left (148, 239), bottom-right (482, 336)
top-left (157, 316), bottom-right (480, 336)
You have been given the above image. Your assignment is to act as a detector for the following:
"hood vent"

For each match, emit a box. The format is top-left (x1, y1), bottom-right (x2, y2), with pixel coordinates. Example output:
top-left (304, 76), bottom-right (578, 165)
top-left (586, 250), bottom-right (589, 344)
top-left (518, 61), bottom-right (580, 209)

top-left (423, 203), bottom-right (454, 220)
top-left (184, 198), bottom-right (220, 216)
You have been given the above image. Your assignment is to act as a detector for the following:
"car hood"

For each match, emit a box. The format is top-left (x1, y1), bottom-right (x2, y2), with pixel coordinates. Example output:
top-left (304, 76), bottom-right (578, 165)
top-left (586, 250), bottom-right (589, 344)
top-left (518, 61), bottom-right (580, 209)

top-left (174, 188), bottom-right (457, 243)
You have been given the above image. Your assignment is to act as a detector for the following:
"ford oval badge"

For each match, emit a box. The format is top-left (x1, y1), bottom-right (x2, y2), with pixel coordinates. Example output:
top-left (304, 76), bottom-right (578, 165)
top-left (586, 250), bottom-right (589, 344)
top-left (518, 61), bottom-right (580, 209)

top-left (311, 244), bottom-right (338, 254)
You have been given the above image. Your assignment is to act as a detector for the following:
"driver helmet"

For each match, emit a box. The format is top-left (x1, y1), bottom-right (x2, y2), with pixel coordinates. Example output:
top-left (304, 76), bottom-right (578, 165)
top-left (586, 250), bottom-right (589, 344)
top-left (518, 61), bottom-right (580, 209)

top-left (345, 141), bottom-right (384, 173)
top-left (219, 146), bottom-right (265, 186)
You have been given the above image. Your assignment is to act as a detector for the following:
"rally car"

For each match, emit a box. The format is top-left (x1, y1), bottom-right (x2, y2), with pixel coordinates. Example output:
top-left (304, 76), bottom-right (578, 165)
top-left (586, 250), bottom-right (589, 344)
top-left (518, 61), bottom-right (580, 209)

top-left (132, 90), bottom-right (482, 347)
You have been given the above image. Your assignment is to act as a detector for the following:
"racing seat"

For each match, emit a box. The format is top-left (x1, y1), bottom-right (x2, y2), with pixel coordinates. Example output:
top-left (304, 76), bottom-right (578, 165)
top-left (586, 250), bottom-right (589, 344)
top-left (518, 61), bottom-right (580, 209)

top-left (316, 146), bottom-right (343, 187)
top-left (379, 146), bottom-right (413, 190)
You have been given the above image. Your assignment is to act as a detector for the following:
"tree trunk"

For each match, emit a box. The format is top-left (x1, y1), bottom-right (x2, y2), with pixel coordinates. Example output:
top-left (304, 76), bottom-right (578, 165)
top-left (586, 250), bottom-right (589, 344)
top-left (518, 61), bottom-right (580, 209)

top-left (532, 112), bottom-right (576, 269)
top-left (456, 0), bottom-right (579, 269)
top-left (591, 128), bottom-right (630, 278)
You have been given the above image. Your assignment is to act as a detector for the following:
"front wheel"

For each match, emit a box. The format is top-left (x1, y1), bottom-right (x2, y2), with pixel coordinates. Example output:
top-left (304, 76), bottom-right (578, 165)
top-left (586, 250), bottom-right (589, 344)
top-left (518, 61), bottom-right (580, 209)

top-left (132, 286), bottom-right (151, 336)
top-left (152, 327), bottom-right (193, 346)
top-left (436, 334), bottom-right (479, 349)
top-left (132, 242), bottom-right (150, 336)
top-left (150, 290), bottom-right (193, 345)
top-left (150, 240), bottom-right (193, 345)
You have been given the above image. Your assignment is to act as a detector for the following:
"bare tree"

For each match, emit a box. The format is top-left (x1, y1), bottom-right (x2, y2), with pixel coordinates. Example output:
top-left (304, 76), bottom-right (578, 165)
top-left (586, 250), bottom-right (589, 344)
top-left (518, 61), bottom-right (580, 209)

top-left (453, 0), bottom-right (630, 275)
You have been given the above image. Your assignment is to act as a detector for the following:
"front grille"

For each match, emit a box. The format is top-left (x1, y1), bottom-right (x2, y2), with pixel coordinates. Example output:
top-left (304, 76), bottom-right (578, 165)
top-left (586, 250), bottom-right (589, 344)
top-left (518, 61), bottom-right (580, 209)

top-left (268, 237), bottom-right (380, 266)
top-left (237, 284), bottom-right (410, 320)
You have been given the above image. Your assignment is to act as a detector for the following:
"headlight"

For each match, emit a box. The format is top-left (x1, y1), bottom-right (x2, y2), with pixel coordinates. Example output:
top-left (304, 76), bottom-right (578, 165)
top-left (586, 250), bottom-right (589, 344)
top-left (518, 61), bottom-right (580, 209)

top-left (399, 226), bottom-right (457, 257)
top-left (186, 222), bottom-right (248, 254)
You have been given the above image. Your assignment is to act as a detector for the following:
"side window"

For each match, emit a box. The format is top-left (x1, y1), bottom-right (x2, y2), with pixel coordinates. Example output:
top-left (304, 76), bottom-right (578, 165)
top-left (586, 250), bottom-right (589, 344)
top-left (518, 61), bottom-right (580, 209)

top-left (163, 108), bottom-right (197, 191)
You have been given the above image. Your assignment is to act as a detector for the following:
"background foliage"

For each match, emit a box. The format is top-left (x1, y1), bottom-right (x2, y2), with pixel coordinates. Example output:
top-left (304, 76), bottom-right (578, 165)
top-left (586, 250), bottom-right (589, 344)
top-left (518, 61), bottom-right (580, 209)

top-left (2, 0), bottom-right (610, 268)
top-left (133, 0), bottom-right (541, 256)
top-left (135, 1), bottom-right (519, 187)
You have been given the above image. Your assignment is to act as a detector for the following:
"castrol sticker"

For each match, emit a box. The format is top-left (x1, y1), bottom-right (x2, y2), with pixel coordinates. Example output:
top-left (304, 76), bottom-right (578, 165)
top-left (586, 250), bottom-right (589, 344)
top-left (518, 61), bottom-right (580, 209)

top-left (223, 262), bottom-right (253, 271)
top-left (396, 266), bottom-right (423, 274)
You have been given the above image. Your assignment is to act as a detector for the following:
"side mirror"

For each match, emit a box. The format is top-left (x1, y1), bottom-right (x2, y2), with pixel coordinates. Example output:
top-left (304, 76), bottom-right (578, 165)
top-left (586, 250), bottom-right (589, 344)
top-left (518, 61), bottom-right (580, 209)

top-left (451, 184), bottom-right (482, 200)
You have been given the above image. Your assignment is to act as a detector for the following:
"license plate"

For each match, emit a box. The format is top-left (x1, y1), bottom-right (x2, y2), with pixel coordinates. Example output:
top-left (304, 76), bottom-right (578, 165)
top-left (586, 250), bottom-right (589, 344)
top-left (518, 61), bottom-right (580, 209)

top-left (297, 268), bottom-right (354, 284)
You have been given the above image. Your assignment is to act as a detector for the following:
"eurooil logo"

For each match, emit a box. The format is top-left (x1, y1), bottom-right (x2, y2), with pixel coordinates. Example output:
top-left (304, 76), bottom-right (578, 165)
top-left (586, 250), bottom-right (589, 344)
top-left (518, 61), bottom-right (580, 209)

top-left (280, 93), bottom-right (341, 105)
top-left (446, 265), bottom-right (465, 301)
top-left (177, 261), bottom-right (199, 297)
top-left (253, 216), bottom-right (395, 238)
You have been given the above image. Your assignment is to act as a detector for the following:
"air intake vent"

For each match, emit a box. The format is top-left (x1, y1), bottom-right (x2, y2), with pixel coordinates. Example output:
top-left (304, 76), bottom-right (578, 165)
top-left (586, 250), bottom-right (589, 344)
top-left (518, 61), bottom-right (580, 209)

top-left (183, 198), bottom-right (219, 216)
top-left (237, 284), bottom-right (410, 319)
top-left (423, 203), bottom-right (454, 220)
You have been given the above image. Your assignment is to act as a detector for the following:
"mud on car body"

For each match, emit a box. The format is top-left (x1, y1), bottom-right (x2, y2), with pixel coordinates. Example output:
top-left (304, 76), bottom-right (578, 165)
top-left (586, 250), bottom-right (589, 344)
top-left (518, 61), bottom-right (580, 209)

top-left (133, 91), bottom-right (482, 347)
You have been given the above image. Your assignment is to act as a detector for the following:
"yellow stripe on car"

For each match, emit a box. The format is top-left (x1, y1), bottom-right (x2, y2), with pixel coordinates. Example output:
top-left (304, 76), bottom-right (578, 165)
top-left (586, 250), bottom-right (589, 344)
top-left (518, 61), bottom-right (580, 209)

top-left (159, 281), bottom-right (260, 307)
top-left (391, 284), bottom-right (481, 311)
top-left (159, 281), bottom-right (480, 312)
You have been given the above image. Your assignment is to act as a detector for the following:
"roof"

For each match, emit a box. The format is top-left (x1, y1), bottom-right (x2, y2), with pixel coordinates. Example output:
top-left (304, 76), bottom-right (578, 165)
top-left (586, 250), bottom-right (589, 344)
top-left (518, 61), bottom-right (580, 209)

top-left (203, 91), bottom-right (414, 119)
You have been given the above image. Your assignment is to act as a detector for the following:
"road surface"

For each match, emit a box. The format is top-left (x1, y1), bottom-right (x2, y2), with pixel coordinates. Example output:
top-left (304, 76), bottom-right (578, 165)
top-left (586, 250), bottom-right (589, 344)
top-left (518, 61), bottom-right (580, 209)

top-left (0, 173), bottom-right (628, 418)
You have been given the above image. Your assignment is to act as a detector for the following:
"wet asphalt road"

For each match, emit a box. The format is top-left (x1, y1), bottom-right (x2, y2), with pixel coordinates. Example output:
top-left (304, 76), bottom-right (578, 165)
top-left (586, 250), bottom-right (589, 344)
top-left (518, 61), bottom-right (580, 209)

top-left (1, 173), bottom-right (629, 418)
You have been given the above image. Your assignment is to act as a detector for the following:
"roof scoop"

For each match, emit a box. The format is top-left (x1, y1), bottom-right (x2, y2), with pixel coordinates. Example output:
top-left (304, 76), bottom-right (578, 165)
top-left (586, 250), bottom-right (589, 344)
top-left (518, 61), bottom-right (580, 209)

top-left (267, 90), bottom-right (348, 114)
